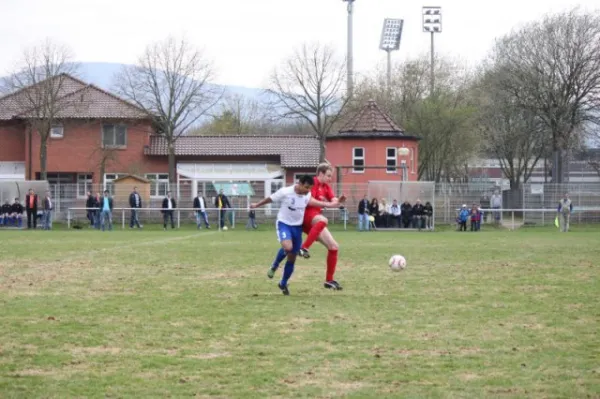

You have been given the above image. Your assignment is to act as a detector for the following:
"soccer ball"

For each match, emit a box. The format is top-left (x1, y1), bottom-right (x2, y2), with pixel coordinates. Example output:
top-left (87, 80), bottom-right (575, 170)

top-left (389, 255), bottom-right (406, 271)
top-left (222, 226), bottom-right (228, 231)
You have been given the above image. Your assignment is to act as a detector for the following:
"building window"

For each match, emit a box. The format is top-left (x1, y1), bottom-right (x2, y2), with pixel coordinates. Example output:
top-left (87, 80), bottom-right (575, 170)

top-left (102, 124), bottom-right (127, 148)
top-left (104, 173), bottom-right (123, 194)
top-left (77, 174), bottom-right (93, 198)
top-left (293, 173), bottom-right (316, 182)
top-left (146, 173), bottom-right (170, 197)
top-left (352, 147), bottom-right (365, 173)
top-left (386, 147), bottom-right (397, 173)
top-left (50, 124), bottom-right (64, 139)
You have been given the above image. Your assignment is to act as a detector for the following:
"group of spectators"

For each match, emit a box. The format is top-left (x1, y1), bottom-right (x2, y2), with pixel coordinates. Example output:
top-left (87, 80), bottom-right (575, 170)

top-left (356, 195), bottom-right (434, 231)
top-left (0, 189), bottom-right (54, 230)
top-left (83, 187), bottom-right (233, 231)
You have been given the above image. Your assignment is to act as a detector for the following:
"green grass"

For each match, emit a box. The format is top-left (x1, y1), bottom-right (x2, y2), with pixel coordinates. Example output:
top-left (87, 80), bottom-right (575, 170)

top-left (0, 226), bottom-right (598, 398)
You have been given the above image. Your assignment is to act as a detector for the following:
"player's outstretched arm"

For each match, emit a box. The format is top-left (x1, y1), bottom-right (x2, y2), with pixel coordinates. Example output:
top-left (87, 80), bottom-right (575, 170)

top-left (250, 198), bottom-right (273, 209)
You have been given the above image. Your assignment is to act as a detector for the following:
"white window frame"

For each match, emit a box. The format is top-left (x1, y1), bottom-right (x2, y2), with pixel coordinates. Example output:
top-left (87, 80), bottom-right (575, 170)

top-left (386, 147), bottom-right (397, 173)
top-left (50, 124), bottom-right (64, 139)
top-left (352, 147), bottom-right (365, 173)
top-left (410, 148), bottom-right (415, 174)
top-left (102, 124), bottom-right (127, 148)
top-left (103, 173), bottom-right (124, 195)
top-left (77, 174), bottom-right (93, 198)
top-left (293, 173), bottom-right (316, 182)
top-left (146, 173), bottom-right (170, 197)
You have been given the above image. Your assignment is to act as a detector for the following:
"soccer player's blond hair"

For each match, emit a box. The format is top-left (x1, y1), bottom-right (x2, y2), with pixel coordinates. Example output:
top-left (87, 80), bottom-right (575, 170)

top-left (316, 163), bottom-right (333, 175)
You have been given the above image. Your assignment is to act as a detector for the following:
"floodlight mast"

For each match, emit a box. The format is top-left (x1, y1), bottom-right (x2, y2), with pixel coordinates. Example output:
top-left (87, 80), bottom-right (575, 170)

top-left (422, 6), bottom-right (442, 96)
top-left (379, 18), bottom-right (404, 96)
top-left (343, 0), bottom-right (355, 98)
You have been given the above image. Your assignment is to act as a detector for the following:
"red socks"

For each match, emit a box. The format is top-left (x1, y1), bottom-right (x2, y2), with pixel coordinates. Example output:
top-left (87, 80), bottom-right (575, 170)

top-left (326, 249), bottom-right (338, 281)
top-left (302, 221), bottom-right (327, 249)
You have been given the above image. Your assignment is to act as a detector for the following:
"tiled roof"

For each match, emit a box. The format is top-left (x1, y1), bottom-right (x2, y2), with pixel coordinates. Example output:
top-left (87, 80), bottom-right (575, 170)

top-left (337, 99), bottom-right (405, 136)
top-left (145, 135), bottom-right (321, 168)
top-left (0, 74), bottom-right (149, 120)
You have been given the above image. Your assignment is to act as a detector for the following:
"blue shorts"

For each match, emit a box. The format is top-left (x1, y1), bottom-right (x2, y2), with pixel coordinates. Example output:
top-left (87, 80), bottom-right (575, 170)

top-left (276, 221), bottom-right (303, 254)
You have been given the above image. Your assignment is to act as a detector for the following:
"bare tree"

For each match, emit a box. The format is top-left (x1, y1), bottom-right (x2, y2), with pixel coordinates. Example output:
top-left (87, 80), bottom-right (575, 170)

top-left (488, 8), bottom-right (600, 183)
top-left (475, 72), bottom-right (546, 189)
top-left (193, 93), bottom-right (270, 135)
top-left (89, 145), bottom-right (119, 186)
top-left (352, 55), bottom-right (480, 181)
top-left (1, 39), bottom-right (79, 180)
top-left (114, 36), bottom-right (221, 183)
top-left (268, 43), bottom-right (349, 162)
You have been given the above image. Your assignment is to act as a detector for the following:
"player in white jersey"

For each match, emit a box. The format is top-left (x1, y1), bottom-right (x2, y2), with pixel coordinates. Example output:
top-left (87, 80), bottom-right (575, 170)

top-left (250, 175), bottom-right (337, 295)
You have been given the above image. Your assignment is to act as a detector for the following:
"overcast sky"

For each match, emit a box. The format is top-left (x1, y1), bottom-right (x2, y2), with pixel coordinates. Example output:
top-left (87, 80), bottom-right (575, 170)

top-left (1, 0), bottom-right (599, 89)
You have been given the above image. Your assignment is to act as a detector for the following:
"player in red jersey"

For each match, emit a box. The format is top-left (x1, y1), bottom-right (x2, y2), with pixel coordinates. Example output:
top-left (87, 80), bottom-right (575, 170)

top-left (300, 163), bottom-right (346, 290)
top-left (267, 163), bottom-right (346, 289)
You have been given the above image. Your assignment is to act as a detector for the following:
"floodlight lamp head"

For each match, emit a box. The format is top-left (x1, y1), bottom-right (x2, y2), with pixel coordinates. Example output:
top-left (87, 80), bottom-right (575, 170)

top-left (422, 6), bottom-right (442, 33)
top-left (379, 18), bottom-right (404, 51)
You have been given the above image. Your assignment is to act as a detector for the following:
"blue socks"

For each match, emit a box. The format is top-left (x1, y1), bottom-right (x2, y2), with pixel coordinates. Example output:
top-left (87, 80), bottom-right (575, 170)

top-left (271, 248), bottom-right (287, 270)
top-left (280, 261), bottom-right (295, 287)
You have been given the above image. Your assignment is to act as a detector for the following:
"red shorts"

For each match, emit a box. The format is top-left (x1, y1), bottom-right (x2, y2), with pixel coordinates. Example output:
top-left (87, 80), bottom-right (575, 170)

top-left (302, 210), bottom-right (321, 234)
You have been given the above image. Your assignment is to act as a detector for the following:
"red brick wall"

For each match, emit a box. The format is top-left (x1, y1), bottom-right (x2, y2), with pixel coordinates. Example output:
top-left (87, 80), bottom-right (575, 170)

top-left (28, 120), bottom-right (154, 182)
top-left (0, 122), bottom-right (26, 162)
top-left (325, 138), bottom-right (419, 183)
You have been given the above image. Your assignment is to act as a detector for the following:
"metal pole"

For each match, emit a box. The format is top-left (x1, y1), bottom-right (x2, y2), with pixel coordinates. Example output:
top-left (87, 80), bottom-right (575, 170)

top-left (386, 49), bottom-right (392, 96)
top-left (430, 31), bottom-right (435, 95)
top-left (347, 0), bottom-right (354, 98)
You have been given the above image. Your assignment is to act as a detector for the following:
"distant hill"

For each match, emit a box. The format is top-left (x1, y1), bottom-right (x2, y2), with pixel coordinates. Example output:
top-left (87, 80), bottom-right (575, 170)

top-left (78, 62), bottom-right (267, 101)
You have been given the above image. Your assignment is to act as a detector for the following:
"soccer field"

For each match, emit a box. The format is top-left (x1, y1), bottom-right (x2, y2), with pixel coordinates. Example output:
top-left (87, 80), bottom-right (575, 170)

top-left (0, 226), bottom-right (598, 398)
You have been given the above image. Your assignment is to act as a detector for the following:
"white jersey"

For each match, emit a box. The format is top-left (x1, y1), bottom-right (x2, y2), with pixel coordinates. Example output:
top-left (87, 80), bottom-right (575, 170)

top-left (270, 185), bottom-right (311, 226)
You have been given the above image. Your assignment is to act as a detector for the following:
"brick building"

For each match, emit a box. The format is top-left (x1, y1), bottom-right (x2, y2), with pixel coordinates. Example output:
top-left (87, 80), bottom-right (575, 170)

top-left (0, 74), bottom-right (420, 204)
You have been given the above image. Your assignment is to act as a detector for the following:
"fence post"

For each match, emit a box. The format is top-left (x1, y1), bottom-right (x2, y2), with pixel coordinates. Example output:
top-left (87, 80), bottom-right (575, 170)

top-left (122, 208), bottom-right (125, 230)
top-left (511, 210), bottom-right (515, 231)
top-left (218, 209), bottom-right (221, 231)
top-left (67, 208), bottom-right (71, 229)
top-left (178, 210), bottom-right (181, 229)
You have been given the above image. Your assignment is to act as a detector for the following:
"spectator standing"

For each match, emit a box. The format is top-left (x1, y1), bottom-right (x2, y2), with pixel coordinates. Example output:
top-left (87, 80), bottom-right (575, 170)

top-left (357, 194), bottom-right (370, 231)
top-left (214, 189), bottom-right (231, 229)
top-left (424, 201), bottom-right (434, 230)
top-left (557, 193), bottom-right (573, 232)
top-left (162, 191), bottom-right (177, 230)
top-left (458, 204), bottom-right (469, 231)
top-left (42, 191), bottom-right (53, 230)
top-left (128, 186), bottom-right (143, 229)
top-left (401, 200), bottom-right (412, 228)
top-left (100, 190), bottom-right (113, 231)
top-left (491, 190), bottom-right (502, 224)
top-left (25, 189), bottom-right (38, 229)
top-left (193, 192), bottom-right (210, 229)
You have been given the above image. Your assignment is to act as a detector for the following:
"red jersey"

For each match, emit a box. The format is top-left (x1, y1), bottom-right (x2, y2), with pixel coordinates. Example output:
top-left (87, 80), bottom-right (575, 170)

top-left (306, 179), bottom-right (335, 215)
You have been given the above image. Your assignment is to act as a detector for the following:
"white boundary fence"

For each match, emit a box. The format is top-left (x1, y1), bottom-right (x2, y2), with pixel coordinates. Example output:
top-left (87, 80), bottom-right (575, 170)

top-left (66, 207), bottom-right (351, 231)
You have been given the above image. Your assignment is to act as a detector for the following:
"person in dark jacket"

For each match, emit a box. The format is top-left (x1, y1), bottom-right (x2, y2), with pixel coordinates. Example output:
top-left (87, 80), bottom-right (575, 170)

top-left (214, 189), bottom-right (231, 229)
top-left (11, 198), bottom-right (24, 228)
top-left (400, 200), bottom-right (412, 228)
top-left (1, 199), bottom-right (13, 226)
top-left (85, 191), bottom-right (96, 227)
top-left (128, 186), bottom-right (143, 229)
top-left (423, 201), bottom-right (434, 230)
top-left (25, 188), bottom-right (38, 229)
top-left (357, 194), bottom-right (370, 231)
top-left (162, 191), bottom-right (177, 230)
top-left (412, 199), bottom-right (425, 230)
